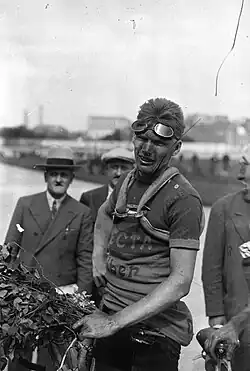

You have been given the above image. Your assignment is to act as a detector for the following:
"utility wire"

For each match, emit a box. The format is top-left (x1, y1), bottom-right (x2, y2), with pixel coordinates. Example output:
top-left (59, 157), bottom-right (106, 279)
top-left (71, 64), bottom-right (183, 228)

top-left (215, 0), bottom-right (245, 96)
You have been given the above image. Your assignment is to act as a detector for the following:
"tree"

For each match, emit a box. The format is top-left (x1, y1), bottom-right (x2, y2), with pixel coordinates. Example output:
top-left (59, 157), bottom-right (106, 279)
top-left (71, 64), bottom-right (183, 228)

top-left (0, 126), bottom-right (36, 138)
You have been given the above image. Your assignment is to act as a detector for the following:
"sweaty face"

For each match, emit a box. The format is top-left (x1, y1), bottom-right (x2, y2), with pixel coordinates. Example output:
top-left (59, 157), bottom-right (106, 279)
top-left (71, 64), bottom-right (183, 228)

top-left (105, 160), bottom-right (134, 188)
top-left (45, 168), bottom-right (74, 198)
top-left (133, 131), bottom-right (179, 175)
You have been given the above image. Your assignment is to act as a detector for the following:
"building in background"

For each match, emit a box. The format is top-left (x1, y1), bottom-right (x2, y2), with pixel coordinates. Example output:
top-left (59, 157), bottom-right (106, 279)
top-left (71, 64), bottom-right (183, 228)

top-left (87, 115), bottom-right (131, 139)
top-left (186, 114), bottom-right (249, 146)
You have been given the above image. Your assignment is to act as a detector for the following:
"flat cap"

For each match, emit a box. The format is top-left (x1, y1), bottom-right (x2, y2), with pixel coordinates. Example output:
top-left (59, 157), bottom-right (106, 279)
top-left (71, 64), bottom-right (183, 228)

top-left (101, 147), bottom-right (135, 164)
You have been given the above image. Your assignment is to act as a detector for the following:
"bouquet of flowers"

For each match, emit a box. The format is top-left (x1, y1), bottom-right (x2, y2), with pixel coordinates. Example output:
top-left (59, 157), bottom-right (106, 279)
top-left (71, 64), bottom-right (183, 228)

top-left (0, 244), bottom-right (96, 371)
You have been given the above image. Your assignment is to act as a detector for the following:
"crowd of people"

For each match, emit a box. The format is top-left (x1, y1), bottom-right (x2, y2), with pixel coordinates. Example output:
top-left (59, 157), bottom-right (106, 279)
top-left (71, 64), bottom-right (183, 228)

top-left (176, 152), bottom-right (232, 178)
top-left (2, 97), bottom-right (250, 371)
top-left (84, 150), bottom-right (232, 180)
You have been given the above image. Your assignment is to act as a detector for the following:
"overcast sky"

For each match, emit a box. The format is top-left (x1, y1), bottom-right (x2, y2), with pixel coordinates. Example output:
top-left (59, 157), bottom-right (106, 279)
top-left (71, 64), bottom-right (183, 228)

top-left (0, 0), bottom-right (249, 130)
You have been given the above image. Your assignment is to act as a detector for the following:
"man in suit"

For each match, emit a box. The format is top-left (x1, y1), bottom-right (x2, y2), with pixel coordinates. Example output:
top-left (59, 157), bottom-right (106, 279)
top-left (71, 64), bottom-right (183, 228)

top-left (80, 147), bottom-right (135, 221)
top-left (4, 146), bottom-right (93, 370)
top-left (80, 147), bottom-right (134, 306)
top-left (202, 145), bottom-right (250, 370)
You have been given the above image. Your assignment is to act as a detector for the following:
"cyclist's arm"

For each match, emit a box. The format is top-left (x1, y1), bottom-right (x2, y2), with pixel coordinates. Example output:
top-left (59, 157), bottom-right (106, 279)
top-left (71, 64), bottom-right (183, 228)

top-left (92, 200), bottom-right (113, 286)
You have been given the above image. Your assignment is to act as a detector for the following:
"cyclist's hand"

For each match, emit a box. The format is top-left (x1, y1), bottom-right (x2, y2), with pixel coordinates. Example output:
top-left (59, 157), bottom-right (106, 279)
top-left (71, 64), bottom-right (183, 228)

top-left (204, 322), bottom-right (240, 361)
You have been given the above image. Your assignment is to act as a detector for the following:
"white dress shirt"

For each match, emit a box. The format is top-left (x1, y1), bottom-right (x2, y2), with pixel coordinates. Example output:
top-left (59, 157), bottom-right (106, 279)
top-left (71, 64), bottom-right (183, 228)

top-left (46, 191), bottom-right (67, 211)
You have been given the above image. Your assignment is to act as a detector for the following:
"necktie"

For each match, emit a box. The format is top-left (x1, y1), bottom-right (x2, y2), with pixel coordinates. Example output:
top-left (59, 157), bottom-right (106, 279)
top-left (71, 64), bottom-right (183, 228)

top-left (51, 200), bottom-right (57, 219)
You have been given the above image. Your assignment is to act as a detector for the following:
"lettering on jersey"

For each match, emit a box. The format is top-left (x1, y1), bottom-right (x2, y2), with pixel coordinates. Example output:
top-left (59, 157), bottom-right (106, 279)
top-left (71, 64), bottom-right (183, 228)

top-left (107, 256), bottom-right (140, 278)
top-left (109, 229), bottom-right (153, 252)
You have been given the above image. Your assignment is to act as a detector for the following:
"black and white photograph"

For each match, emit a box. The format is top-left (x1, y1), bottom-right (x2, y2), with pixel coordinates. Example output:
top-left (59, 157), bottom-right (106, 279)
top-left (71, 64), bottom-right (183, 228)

top-left (0, 1), bottom-right (250, 370)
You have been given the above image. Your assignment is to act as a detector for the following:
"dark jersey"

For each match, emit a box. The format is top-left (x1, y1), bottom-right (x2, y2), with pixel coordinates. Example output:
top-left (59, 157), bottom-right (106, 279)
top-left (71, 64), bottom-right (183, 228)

top-left (103, 172), bottom-right (204, 346)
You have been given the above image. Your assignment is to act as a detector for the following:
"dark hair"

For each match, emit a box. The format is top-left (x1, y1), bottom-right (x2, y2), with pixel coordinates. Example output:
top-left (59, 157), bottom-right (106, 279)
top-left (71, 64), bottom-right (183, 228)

top-left (137, 98), bottom-right (185, 139)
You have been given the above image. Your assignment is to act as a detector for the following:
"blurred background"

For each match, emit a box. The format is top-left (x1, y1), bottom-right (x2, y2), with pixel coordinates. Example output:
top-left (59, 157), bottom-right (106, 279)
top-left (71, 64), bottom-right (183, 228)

top-left (1, 0), bottom-right (250, 205)
top-left (0, 1), bottom-right (250, 369)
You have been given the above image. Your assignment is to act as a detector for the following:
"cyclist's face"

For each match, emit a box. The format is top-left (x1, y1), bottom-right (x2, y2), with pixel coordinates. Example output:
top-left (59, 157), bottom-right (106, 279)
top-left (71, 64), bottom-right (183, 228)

top-left (133, 130), bottom-right (180, 175)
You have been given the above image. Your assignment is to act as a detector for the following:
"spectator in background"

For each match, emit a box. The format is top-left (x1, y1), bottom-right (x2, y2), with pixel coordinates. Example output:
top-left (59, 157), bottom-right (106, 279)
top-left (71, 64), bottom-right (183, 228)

top-left (80, 148), bottom-right (135, 222)
top-left (222, 154), bottom-right (230, 173)
top-left (202, 145), bottom-right (250, 370)
top-left (178, 153), bottom-right (184, 165)
top-left (80, 147), bottom-right (135, 306)
top-left (4, 146), bottom-right (94, 371)
top-left (209, 154), bottom-right (219, 176)
top-left (191, 153), bottom-right (202, 176)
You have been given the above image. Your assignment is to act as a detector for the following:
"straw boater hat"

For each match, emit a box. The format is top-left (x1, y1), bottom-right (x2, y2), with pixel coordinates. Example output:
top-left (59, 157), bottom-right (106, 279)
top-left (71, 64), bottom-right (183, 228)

top-left (101, 147), bottom-right (135, 164)
top-left (34, 146), bottom-right (82, 170)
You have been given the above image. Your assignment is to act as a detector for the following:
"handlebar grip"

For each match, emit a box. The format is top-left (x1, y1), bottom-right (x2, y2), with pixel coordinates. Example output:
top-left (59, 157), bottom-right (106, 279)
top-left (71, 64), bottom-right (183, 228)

top-left (196, 327), bottom-right (228, 359)
top-left (196, 327), bottom-right (216, 349)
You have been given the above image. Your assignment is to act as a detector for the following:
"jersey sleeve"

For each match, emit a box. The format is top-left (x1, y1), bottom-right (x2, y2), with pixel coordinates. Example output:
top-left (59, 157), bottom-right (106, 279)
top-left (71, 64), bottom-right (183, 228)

top-left (166, 195), bottom-right (204, 250)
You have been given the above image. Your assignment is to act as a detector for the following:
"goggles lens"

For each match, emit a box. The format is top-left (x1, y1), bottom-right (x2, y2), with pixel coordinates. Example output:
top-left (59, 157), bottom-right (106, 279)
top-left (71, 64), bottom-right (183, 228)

top-left (131, 120), bottom-right (175, 139)
top-left (154, 123), bottom-right (174, 138)
top-left (131, 120), bottom-right (148, 133)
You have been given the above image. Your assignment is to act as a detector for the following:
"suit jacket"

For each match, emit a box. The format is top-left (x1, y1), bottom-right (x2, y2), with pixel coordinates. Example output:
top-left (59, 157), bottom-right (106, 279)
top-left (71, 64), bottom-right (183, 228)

top-left (202, 190), bottom-right (250, 320)
top-left (80, 185), bottom-right (108, 221)
top-left (4, 192), bottom-right (94, 293)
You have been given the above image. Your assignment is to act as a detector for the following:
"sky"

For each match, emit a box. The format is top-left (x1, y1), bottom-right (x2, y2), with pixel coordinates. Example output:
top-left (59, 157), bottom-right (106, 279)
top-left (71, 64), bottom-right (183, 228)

top-left (0, 0), bottom-right (250, 130)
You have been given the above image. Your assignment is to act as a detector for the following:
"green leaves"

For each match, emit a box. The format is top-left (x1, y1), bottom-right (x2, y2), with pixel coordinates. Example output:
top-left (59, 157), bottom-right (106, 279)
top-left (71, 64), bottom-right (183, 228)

top-left (0, 290), bottom-right (8, 299)
top-left (42, 314), bottom-right (53, 324)
top-left (13, 297), bottom-right (22, 307)
top-left (1, 324), bottom-right (10, 335)
top-left (0, 261), bottom-right (96, 367)
top-left (8, 326), bottom-right (18, 336)
top-left (36, 293), bottom-right (45, 302)
top-left (0, 244), bottom-right (10, 261)
top-left (0, 283), bottom-right (13, 289)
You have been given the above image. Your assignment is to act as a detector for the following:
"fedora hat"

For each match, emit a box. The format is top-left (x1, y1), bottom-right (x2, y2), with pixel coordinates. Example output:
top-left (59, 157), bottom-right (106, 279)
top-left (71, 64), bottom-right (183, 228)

top-left (34, 146), bottom-right (82, 170)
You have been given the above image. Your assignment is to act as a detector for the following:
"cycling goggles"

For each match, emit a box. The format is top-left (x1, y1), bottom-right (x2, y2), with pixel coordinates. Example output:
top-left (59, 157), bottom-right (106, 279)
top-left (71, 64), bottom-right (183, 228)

top-left (131, 119), bottom-right (177, 139)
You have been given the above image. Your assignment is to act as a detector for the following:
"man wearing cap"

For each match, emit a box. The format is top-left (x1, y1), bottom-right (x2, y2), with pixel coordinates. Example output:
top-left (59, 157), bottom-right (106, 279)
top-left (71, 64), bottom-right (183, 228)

top-left (73, 98), bottom-right (204, 371)
top-left (80, 147), bottom-right (135, 221)
top-left (202, 146), bottom-right (250, 370)
top-left (4, 146), bottom-right (94, 370)
top-left (80, 148), bottom-right (135, 306)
